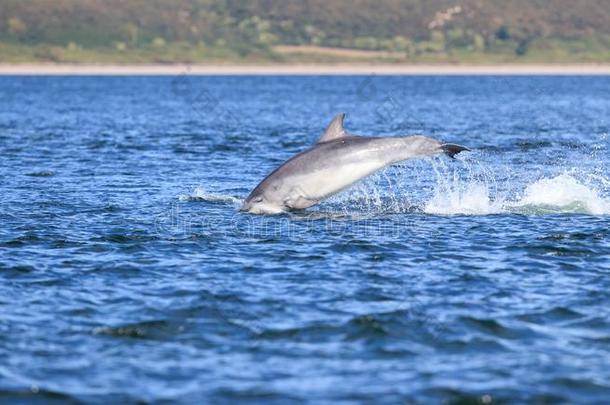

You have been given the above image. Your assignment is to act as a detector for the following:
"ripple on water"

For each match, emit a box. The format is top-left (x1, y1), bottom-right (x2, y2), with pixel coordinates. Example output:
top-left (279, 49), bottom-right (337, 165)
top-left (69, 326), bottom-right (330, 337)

top-left (2, 76), bottom-right (610, 403)
top-left (93, 320), bottom-right (183, 340)
top-left (26, 170), bottom-right (56, 177)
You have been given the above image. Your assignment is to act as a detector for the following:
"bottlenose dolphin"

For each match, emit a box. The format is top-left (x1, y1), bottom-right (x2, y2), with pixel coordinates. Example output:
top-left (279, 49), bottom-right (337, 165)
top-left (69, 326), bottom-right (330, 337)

top-left (241, 113), bottom-right (468, 214)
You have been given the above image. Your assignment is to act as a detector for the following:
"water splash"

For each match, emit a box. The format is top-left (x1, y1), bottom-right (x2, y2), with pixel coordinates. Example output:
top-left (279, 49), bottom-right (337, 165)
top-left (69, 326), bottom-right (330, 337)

top-left (186, 151), bottom-right (610, 217)
top-left (178, 186), bottom-right (240, 204)
top-left (424, 155), bottom-right (503, 215)
top-left (424, 181), bottom-right (503, 215)
top-left (424, 172), bottom-right (610, 216)
top-left (324, 152), bottom-right (610, 216)
top-left (509, 174), bottom-right (610, 215)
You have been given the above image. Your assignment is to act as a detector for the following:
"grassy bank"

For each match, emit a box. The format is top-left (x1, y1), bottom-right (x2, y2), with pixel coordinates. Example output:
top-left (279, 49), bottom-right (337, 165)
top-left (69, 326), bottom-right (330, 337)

top-left (2, 38), bottom-right (610, 65)
top-left (3, 0), bottom-right (610, 65)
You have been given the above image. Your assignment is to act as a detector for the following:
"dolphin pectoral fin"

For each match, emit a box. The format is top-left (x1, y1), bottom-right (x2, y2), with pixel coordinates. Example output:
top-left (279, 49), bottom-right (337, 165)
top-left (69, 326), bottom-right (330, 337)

top-left (284, 196), bottom-right (318, 210)
top-left (441, 143), bottom-right (470, 159)
top-left (283, 187), bottom-right (318, 210)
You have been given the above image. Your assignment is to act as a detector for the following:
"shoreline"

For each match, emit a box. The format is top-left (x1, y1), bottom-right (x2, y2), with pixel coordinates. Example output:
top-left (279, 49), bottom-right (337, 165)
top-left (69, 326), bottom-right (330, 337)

top-left (1, 63), bottom-right (610, 75)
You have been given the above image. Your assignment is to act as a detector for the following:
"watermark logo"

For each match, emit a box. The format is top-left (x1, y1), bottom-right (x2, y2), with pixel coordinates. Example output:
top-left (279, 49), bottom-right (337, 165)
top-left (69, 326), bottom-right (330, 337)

top-left (170, 66), bottom-right (240, 127)
top-left (356, 74), bottom-right (426, 133)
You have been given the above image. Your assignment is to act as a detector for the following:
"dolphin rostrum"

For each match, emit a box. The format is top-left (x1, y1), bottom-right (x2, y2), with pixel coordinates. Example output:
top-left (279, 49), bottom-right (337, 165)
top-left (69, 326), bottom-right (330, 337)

top-left (241, 113), bottom-right (468, 214)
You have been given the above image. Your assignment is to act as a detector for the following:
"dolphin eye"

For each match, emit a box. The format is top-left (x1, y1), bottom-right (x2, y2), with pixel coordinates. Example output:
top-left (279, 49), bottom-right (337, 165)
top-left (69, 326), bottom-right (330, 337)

top-left (253, 196), bottom-right (263, 203)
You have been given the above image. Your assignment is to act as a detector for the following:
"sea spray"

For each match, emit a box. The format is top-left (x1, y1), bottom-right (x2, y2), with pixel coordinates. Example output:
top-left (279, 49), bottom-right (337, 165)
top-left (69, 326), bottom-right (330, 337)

top-left (424, 154), bottom-right (503, 215)
top-left (178, 185), bottom-right (241, 205)
top-left (183, 154), bottom-right (610, 216)
top-left (321, 153), bottom-right (610, 216)
top-left (509, 174), bottom-right (610, 215)
top-left (324, 161), bottom-right (430, 214)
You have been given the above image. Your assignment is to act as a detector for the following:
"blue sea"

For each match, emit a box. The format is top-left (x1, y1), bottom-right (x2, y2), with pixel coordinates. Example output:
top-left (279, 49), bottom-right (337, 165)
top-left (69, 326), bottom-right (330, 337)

top-left (1, 74), bottom-right (610, 403)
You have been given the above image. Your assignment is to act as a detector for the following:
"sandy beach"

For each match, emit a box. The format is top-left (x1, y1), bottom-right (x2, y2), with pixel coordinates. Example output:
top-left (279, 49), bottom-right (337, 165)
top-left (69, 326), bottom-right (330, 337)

top-left (1, 63), bottom-right (610, 75)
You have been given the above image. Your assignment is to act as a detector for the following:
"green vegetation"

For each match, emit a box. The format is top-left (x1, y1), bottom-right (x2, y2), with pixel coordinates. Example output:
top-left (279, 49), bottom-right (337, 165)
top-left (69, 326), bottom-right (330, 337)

top-left (1, 0), bottom-right (610, 64)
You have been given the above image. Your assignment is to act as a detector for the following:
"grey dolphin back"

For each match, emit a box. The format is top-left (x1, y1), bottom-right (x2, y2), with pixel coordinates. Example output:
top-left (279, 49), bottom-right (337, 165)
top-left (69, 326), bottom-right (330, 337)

top-left (317, 113), bottom-right (468, 158)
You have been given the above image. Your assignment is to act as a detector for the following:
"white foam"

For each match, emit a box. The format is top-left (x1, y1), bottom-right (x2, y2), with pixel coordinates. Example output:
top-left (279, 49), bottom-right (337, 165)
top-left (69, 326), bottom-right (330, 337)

top-left (422, 156), bottom-right (504, 215)
top-left (424, 181), bottom-right (503, 215)
top-left (178, 186), bottom-right (240, 204)
top-left (422, 172), bottom-right (610, 216)
top-left (509, 174), bottom-right (610, 215)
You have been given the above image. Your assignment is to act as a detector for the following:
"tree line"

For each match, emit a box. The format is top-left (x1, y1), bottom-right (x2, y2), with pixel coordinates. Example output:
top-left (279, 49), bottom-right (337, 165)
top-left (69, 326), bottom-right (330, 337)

top-left (1, 0), bottom-right (609, 61)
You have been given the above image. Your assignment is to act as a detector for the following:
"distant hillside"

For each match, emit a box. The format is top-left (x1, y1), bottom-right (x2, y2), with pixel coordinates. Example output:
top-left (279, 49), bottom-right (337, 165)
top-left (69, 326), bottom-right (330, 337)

top-left (1, 0), bottom-right (610, 63)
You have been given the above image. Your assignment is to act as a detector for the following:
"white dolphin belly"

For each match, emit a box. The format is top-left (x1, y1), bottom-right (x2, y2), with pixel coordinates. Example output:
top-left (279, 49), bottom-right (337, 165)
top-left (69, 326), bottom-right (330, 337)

top-left (288, 160), bottom-right (385, 206)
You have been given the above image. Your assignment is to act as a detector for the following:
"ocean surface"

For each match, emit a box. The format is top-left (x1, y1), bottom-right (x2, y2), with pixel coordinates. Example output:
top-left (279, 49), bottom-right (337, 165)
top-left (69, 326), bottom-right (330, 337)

top-left (1, 75), bottom-right (610, 404)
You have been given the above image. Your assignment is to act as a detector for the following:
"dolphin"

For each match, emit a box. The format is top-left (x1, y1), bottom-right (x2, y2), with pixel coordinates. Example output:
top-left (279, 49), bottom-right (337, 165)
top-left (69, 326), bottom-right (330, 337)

top-left (240, 113), bottom-right (468, 214)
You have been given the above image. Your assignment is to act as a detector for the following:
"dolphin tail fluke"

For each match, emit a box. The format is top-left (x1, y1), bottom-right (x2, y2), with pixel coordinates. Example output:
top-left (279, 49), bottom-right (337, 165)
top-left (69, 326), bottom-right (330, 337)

top-left (441, 143), bottom-right (469, 159)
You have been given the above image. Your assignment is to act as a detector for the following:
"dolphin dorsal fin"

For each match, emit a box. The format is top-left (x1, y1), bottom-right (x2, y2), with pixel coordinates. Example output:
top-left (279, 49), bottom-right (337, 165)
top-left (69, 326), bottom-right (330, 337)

top-left (317, 113), bottom-right (347, 143)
